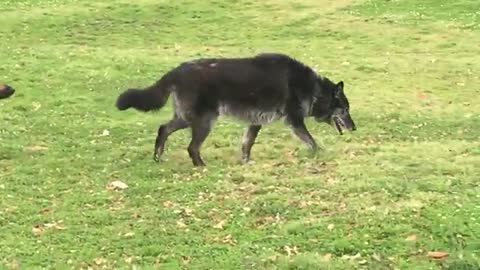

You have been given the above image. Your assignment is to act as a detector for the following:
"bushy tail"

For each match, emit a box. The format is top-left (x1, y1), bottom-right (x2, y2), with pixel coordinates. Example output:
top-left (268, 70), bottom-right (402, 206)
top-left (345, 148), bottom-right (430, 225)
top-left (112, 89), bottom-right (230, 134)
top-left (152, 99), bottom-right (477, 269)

top-left (116, 75), bottom-right (172, 112)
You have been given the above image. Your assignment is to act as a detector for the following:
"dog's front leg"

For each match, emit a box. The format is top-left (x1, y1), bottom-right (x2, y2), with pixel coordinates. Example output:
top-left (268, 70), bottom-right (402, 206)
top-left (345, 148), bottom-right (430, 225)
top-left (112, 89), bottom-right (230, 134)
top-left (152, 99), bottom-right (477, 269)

top-left (286, 117), bottom-right (319, 152)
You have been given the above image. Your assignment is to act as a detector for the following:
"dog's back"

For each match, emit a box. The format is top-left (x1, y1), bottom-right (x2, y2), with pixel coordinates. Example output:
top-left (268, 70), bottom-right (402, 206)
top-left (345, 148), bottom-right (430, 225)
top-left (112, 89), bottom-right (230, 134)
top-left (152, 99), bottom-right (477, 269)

top-left (168, 53), bottom-right (318, 123)
top-left (173, 55), bottom-right (289, 113)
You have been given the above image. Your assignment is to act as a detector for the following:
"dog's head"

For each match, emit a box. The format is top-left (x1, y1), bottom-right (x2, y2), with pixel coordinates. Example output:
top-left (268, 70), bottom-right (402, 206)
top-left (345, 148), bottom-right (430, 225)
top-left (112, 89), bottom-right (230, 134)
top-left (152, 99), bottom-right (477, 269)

top-left (312, 80), bottom-right (356, 135)
top-left (0, 84), bottom-right (15, 100)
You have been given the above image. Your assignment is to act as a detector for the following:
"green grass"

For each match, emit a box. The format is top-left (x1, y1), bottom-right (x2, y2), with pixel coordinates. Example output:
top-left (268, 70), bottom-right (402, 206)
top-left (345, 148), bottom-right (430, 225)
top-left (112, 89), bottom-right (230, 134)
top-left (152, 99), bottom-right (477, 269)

top-left (1, 0), bottom-right (480, 269)
top-left (350, 0), bottom-right (480, 30)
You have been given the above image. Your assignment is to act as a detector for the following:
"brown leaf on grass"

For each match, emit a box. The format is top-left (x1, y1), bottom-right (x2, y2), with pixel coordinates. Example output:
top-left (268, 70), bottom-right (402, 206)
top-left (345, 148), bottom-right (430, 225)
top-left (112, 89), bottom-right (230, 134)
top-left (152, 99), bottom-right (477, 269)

top-left (284, 245), bottom-right (299, 257)
top-left (210, 234), bottom-right (237, 246)
top-left (32, 102), bottom-right (42, 111)
top-left (372, 254), bottom-right (382, 262)
top-left (176, 220), bottom-right (187, 228)
top-left (131, 212), bottom-right (141, 219)
top-left (306, 163), bottom-right (328, 174)
top-left (162, 201), bottom-right (176, 208)
top-left (255, 214), bottom-right (281, 227)
top-left (44, 222), bottom-right (66, 230)
top-left (183, 208), bottom-right (195, 217)
top-left (5, 260), bottom-right (20, 270)
top-left (326, 176), bottom-right (338, 185)
top-left (221, 234), bottom-right (237, 245)
top-left (181, 256), bottom-right (191, 265)
top-left (322, 253), bottom-right (332, 262)
top-left (32, 225), bottom-right (45, 236)
top-left (25, 145), bottom-right (49, 152)
top-left (406, 234), bottom-right (418, 242)
top-left (33, 222), bottom-right (65, 235)
top-left (213, 219), bottom-right (227, 230)
top-left (106, 180), bottom-right (128, 191)
top-left (39, 208), bottom-right (52, 215)
top-left (416, 92), bottom-right (428, 101)
top-left (124, 232), bottom-right (135, 237)
top-left (427, 251), bottom-right (449, 259)
top-left (342, 253), bottom-right (362, 260)
top-left (94, 257), bottom-right (107, 265)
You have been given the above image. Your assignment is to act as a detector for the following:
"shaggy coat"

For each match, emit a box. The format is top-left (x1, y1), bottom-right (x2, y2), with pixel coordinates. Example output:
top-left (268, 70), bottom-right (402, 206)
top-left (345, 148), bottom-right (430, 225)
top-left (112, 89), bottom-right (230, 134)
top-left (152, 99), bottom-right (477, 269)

top-left (116, 53), bottom-right (355, 166)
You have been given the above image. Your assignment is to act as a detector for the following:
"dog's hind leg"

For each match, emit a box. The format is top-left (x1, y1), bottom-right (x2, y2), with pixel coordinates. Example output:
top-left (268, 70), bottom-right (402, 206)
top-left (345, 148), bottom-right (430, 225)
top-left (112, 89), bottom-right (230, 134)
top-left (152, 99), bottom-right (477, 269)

top-left (153, 116), bottom-right (189, 162)
top-left (187, 115), bottom-right (216, 166)
top-left (241, 125), bottom-right (262, 163)
top-left (286, 116), bottom-right (319, 152)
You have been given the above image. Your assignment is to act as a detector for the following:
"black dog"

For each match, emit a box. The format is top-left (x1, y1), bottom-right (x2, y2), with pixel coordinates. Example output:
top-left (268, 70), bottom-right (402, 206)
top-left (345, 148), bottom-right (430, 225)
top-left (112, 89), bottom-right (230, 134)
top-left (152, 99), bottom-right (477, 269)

top-left (0, 84), bottom-right (15, 99)
top-left (116, 53), bottom-right (356, 166)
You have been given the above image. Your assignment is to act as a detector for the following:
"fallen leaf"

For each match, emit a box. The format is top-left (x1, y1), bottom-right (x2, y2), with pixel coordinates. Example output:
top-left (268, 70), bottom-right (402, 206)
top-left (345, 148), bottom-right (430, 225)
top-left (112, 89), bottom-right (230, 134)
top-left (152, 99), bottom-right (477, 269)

top-left (39, 208), bottom-right (52, 215)
top-left (44, 222), bottom-right (66, 230)
top-left (163, 201), bottom-right (176, 208)
top-left (124, 232), bottom-right (135, 237)
top-left (32, 102), bottom-right (42, 111)
top-left (213, 219), bottom-right (226, 230)
top-left (181, 208), bottom-right (194, 217)
top-left (124, 257), bottom-right (133, 264)
top-left (284, 245), bottom-right (299, 257)
top-left (101, 129), bottom-right (110, 136)
top-left (406, 234), bottom-right (418, 242)
top-left (107, 180), bottom-right (128, 191)
top-left (25, 145), bottom-right (49, 152)
top-left (177, 220), bottom-right (187, 228)
top-left (427, 251), bottom-right (449, 259)
top-left (221, 234), bottom-right (237, 245)
top-left (181, 256), bottom-right (191, 265)
top-left (322, 253), bottom-right (332, 262)
top-left (32, 225), bottom-right (45, 236)
top-left (416, 92), bottom-right (428, 101)
top-left (327, 224), bottom-right (335, 231)
top-left (342, 253), bottom-right (362, 260)
top-left (94, 257), bottom-right (107, 265)
top-left (372, 254), bottom-right (382, 262)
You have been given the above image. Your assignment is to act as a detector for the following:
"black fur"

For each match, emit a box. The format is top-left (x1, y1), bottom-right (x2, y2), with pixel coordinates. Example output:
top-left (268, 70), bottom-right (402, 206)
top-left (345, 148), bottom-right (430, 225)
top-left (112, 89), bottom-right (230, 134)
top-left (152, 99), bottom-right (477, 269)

top-left (0, 84), bottom-right (15, 100)
top-left (116, 53), bottom-right (356, 166)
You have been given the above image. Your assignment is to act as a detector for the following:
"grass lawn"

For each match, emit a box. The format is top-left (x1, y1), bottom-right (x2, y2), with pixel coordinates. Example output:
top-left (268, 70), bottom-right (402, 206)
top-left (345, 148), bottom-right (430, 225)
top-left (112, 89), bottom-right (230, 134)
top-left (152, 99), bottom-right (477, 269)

top-left (1, 0), bottom-right (479, 269)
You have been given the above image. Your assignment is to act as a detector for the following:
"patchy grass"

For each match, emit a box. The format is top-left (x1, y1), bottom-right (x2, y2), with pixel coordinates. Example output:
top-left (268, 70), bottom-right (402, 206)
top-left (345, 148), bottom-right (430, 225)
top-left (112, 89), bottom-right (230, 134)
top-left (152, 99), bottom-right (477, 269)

top-left (1, 0), bottom-right (479, 269)
top-left (350, 0), bottom-right (480, 30)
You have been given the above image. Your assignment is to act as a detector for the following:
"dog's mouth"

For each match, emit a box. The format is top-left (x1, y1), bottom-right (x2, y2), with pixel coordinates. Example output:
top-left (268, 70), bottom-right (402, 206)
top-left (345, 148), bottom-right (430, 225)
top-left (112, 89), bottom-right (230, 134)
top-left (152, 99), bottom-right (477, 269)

top-left (332, 116), bottom-right (347, 135)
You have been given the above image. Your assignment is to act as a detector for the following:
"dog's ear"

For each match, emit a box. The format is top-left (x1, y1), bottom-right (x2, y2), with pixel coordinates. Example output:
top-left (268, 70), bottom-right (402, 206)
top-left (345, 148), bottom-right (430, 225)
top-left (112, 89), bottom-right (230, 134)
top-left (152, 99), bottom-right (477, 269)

top-left (334, 81), bottom-right (344, 98)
